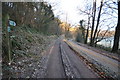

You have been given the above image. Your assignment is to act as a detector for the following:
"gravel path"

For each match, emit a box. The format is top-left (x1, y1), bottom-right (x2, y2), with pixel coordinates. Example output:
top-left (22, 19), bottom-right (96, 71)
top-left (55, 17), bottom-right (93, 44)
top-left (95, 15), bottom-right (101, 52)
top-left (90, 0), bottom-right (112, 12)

top-left (66, 40), bottom-right (120, 78)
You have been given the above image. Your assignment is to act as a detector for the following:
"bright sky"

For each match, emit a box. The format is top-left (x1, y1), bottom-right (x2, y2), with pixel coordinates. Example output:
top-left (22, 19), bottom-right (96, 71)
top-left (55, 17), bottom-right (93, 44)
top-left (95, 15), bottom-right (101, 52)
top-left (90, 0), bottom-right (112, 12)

top-left (44, 0), bottom-right (86, 26)
top-left (44, 0), bottom-right (117, 29)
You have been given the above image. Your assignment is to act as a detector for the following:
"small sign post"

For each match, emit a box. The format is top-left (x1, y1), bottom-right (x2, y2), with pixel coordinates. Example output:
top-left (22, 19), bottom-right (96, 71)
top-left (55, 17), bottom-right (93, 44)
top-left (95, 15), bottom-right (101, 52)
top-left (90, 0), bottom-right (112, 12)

top-left (7, 19), bottom-right (16, 65)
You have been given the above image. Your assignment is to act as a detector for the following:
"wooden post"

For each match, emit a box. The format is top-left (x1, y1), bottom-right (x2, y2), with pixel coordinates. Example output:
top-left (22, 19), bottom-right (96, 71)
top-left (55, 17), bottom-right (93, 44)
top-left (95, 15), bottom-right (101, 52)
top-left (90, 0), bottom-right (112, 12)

top-left (6, 14), bottom-right (11, 65)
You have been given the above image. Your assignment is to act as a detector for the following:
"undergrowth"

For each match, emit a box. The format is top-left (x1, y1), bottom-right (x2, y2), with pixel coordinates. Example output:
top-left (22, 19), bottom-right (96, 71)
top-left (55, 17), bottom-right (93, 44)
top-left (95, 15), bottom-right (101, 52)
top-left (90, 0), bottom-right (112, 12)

top-left (2, 25), bottom-right (57, 77)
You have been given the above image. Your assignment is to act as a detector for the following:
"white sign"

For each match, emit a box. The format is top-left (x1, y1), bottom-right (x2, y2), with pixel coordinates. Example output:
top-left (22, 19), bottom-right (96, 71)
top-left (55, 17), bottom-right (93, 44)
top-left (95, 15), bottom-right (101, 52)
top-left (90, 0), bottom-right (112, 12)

top-left (9, 20), bottom-right (16, 26)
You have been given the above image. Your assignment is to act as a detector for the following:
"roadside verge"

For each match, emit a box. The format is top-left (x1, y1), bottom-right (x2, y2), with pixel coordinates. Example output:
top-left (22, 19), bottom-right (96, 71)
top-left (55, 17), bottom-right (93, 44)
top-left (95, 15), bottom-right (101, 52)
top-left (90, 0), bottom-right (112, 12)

top-left (64, 39), bottom-right (118, 79)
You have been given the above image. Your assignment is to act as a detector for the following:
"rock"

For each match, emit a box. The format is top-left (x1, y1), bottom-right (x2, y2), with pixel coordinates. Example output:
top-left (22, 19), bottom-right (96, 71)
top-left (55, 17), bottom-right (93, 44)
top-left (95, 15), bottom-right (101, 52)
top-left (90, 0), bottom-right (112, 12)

top-left (29, 64), bottom-right (32, 67)
top-left (26, 76), bottom-right (30, 78)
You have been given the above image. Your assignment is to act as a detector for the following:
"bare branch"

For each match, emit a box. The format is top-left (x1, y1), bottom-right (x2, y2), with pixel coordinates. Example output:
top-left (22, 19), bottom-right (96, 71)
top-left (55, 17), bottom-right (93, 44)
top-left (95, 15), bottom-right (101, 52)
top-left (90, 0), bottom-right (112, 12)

top-left (95, 27), bottom-right (110, 44)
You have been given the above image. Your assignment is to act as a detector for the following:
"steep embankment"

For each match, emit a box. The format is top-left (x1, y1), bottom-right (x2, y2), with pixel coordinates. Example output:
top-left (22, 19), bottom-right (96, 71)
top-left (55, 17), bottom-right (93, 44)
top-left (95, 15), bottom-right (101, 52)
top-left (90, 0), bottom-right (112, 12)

top-left (2, 26), bottom-right (57, 78)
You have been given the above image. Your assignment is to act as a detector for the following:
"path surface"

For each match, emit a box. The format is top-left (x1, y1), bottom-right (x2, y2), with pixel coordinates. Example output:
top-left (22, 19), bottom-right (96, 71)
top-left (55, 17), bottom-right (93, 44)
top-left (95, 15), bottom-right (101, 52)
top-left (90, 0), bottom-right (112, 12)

top-left (66, 40), bottom-right (120, 78)
top-left (45, 40), bottom-right (66, 78)
top-left (35, 38), bottom-right (119, 78)
top-left (41, 39), bottom-right (98, 78)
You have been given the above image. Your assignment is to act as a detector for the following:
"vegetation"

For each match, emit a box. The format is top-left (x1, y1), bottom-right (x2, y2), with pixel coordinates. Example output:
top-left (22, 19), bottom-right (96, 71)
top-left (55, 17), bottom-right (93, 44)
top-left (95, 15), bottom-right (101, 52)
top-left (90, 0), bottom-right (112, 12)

top-left (76, 0), bottom-right (119, 53)
top-left (2, 2), bottom-right (62, 65)
top-left (112, 1), bottom-right (120, 53)
top-left (2, 0), bottom-right (119, 78)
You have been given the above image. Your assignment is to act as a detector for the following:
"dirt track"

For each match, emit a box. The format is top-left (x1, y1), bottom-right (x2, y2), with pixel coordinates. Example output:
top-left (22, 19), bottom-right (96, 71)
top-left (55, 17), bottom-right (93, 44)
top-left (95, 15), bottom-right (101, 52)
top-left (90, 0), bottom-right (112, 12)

top-left (38, 38), bottom-right (98, 78)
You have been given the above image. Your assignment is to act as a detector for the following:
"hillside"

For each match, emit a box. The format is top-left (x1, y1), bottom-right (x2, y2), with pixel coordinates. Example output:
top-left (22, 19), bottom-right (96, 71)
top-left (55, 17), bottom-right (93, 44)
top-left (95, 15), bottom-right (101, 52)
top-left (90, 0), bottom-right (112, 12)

top-left (2, 2), bottom-right (59, 78)
top-left (87, 30), bottom-right (115, 38)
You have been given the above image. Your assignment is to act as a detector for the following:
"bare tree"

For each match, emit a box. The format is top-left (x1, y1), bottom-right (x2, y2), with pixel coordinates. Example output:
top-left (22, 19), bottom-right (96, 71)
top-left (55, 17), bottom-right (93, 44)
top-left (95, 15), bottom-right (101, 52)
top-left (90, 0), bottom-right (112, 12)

top-left (78, 0), bottom-right (92, 44)
top-left (85, 15), bottom-right (91, 44)
top-left (112, 0), bottom-right (120, 53)
top-left (92, 0), bottom-right (104, 45)
top-left (90, 0), bottom-right (97, 46)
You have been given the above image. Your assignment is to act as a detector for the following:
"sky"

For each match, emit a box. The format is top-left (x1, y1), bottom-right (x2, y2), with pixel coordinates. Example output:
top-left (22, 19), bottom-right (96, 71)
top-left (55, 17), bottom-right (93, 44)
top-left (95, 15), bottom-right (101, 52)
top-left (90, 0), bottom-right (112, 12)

top-left (44, 0), bottom-right (117, 30)
top-left (44, 0), bottom-right (86, 26)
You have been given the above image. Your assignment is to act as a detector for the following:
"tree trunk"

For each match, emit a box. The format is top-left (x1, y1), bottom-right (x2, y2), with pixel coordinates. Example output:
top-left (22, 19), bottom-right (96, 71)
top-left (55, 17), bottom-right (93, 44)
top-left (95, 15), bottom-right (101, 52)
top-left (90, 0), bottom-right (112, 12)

top-left (90, 0), bottom-right (96, 46)
top-left (112, 1), bottom-right (120, 53)
top-left (85, 15), bottom-right (90, 44)
top-left (93, 0), bottom-right (103, 45)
